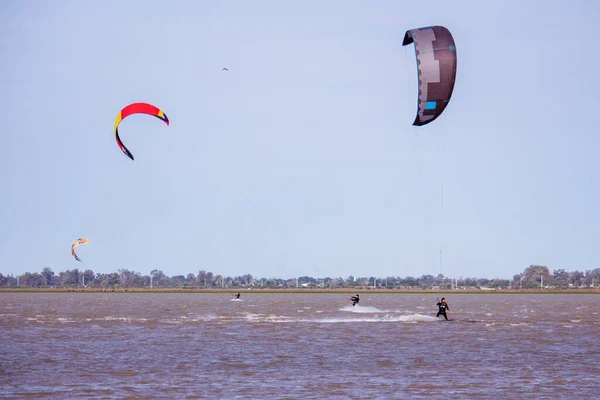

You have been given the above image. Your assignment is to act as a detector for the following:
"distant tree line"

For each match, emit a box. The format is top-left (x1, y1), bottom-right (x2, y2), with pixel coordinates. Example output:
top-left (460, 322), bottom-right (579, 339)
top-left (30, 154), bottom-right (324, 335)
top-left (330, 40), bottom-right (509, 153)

top-left (1, 265), bottom-right (599, 290)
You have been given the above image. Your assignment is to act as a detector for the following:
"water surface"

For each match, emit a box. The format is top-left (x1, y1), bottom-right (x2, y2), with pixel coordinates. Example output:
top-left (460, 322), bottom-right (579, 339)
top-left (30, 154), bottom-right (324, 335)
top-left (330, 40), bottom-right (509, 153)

top-left (1, 293), bottom-right (598, 399)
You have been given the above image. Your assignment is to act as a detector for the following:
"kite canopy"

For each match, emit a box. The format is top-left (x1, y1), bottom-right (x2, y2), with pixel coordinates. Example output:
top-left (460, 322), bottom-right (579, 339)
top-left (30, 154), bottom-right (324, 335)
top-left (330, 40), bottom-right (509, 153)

top-left (403, 26), bottom-right (457, 126)
top-left (114, 102), bottom-right (170, 160)
top-left (71, 238), bottom-right (89, 263)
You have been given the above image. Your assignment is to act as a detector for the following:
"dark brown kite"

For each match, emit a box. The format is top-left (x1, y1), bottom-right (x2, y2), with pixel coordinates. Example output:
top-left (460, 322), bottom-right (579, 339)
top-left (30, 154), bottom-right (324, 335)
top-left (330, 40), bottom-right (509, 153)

top-left (403, 26), bottom-right (457, 126)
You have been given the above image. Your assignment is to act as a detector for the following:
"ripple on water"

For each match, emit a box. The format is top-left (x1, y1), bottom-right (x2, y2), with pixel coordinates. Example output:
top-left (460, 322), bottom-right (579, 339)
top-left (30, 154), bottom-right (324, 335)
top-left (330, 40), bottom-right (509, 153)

top-left (1, 292), bottom-right (599, 399)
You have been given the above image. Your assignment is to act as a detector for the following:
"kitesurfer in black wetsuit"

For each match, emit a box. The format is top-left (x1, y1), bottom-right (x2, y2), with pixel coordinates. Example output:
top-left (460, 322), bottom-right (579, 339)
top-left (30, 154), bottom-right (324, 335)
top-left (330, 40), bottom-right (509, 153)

top-left (350, 294), bottom-right (360, 307)
top-left (436, 297), bottom-right (450, 320)
top-left (235, 292), bottom-right (240, 299)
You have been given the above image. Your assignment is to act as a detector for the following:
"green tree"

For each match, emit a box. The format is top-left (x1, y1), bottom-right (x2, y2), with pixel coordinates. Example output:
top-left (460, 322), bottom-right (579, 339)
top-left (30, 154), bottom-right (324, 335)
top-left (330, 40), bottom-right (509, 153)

top-left (21, 272), bottom-right (44, 287)
top-left (185, 273), bottom-right (196, 286)
top-left (150, 270), bottom-right (167, 287)
top-left (97, 272), bottom-right (120, 288)
top-left (59, 269), bottom-right (79, 287)
top-left (553, 269), bottom-right (569, 288)
top-left (81, 269), bottom-right (94, 287)
top-left (170, 275), bottom-right (185, 286)
top-left (119, 269), bottom-right (142, 287)
top-left (568, 271), bottom-right (585, 287)
top-left (521, 265), bottom-right (550, 288)
top-left (41, 267), bottom-right (55, 286)
top-left (196, 270), bottom-right (207, 287)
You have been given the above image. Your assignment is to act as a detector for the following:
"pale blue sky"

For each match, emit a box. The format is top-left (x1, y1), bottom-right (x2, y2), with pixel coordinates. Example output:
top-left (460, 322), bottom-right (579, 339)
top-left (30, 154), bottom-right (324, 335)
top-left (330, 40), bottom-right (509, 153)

top-left (1, 0), bottom-right (599, 280)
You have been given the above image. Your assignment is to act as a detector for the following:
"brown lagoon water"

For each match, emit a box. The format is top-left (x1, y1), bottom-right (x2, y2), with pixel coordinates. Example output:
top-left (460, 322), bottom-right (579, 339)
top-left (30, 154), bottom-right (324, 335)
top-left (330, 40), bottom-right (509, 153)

top-left (1, 293), bottom-right (599, 399)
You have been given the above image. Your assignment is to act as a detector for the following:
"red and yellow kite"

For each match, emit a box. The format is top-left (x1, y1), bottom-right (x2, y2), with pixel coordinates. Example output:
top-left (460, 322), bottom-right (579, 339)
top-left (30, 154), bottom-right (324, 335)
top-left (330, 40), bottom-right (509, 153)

top-left (114, 102), bottom-right (170, 160)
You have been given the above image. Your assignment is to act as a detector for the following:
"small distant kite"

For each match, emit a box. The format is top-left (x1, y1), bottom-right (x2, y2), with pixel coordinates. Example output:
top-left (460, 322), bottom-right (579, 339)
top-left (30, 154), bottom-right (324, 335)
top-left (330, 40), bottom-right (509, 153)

top-left (222, 68), bottom-right (228, 71)
top-left (71, 238), bottom-right (89, 263)
top-left (402, 26), bottom-right (457, 126)
top-left (113, 102), bottom-right (170, 160)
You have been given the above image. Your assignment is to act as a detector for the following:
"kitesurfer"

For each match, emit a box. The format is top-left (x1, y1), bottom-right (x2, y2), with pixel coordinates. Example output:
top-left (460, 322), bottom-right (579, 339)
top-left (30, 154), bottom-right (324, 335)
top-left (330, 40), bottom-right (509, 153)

top-left (350, 294), bottom-right (359, 307)
top-left (436, 297), bottom-right (450, 320)
top-left (235, 292), bottom-right (240, 299)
